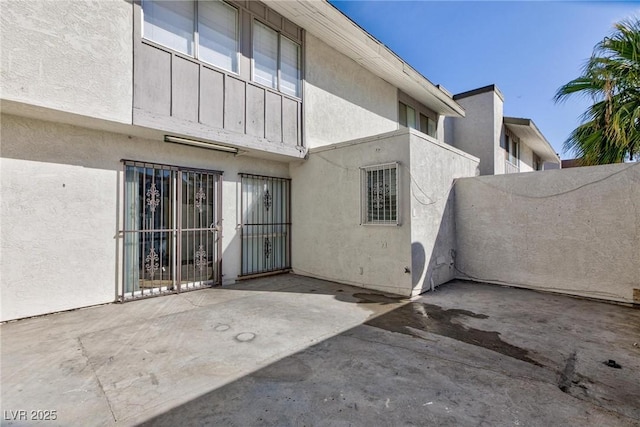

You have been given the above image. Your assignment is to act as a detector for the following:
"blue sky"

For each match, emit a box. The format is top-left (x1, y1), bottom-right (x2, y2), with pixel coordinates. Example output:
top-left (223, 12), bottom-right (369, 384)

top-left (330, 1), bottom-right (640, 159)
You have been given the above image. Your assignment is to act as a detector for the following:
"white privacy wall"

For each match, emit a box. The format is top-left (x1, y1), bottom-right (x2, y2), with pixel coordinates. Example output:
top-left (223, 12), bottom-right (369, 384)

top-left (408, 130), bottom-right (479, 296)
top-left (0, 114), bottom-right (289, 321)
top-left (0, 0), bottom-right (133, 124)
top-left (303, 33), bottom-right (399, 148)
top-left (290, 131), bottom-right (413, 296)
top-left (454, 163), bottom-right (640, 304)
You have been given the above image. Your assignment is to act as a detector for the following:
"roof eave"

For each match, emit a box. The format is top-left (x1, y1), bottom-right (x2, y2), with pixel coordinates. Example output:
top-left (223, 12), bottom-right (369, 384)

top-left (504, 117), bottom-right (559, 162)
top-left (262, 0), bottom-right (464, 117)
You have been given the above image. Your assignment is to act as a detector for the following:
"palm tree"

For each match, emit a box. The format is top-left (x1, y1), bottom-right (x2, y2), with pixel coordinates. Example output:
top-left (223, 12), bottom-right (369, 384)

top-left (555, 18), bottom-right (640, 165)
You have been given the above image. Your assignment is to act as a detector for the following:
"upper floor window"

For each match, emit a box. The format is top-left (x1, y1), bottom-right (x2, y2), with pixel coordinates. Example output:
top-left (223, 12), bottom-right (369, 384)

top-left (198, 1), bottom-right (238, 72)
top-left (533, 154), bottom-right (542, 171)
top-left (505, 134), bottom-right (519, 165)
top-left (400, 102), bottom-right (437, 138)
top-left (419, 114), bottom-right (437, 138)
top-left (253, 21), bottom-right (301, 98)
top-left (142, 0), bottom-right (239, 73)
top-left (398, 102), bottom-right (417, 130)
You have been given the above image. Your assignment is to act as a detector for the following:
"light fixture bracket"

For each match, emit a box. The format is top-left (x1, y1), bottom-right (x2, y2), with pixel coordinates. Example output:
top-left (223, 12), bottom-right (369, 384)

top-left (164, 135), bottom-right (239, 154)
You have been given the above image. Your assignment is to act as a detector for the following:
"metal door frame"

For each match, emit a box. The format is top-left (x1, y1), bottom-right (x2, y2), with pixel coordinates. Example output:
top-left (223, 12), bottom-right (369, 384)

top-left (121, 160), bottom-right (223, 300)
top-left (239, 173), bottom-right (291, 277)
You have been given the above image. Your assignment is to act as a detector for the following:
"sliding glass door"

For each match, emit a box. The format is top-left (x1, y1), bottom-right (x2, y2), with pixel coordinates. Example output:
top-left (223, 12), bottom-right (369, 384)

top-left (123, 161), bottom-right (222, 299)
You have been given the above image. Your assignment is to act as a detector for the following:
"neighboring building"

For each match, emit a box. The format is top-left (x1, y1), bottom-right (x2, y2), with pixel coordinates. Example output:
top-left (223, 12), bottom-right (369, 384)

top-left (562, 158), bottom-right (583, 168)
top-left (1, 0), bottom-right (478, 321)
top-left (444, 85), bottom-right (561, 175)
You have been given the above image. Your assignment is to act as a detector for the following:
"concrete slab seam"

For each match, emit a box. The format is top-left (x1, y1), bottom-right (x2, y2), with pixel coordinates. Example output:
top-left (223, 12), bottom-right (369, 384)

top-left (77, 337), bottom-right (118, 423)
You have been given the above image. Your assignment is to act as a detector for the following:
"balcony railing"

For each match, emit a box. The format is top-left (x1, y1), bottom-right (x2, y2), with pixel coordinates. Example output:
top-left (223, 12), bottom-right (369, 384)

top-left (505, 160), bottom-right (520, 174)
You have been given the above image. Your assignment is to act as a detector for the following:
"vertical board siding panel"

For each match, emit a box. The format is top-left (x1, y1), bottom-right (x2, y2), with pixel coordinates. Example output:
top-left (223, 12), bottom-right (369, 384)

top-left (265, 91), bottom-right (282, 143)
top-left (246, 84), bottom-right (265, 138)
top-left (134, 44), bottom-right (171, 115)
top-left (200, 67), bottom-right (224, 128)
top-left (172, 57), bottom-right (200, 122)
top-left (224, 76), bottom-right (246, 133)
top-left (282, 98), bottom-right (298, 145)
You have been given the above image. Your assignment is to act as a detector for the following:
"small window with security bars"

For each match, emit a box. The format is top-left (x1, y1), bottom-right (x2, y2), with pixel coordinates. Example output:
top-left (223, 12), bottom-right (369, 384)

top-left (361, 163), bottom-right (400, 225)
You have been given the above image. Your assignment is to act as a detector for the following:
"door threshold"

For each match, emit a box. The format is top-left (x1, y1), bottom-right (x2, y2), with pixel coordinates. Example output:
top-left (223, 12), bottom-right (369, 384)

top-left (236, 269), bottom-right (291, 281)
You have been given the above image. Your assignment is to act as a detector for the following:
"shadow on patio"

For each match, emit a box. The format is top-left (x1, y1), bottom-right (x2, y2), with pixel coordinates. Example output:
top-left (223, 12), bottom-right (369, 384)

top-left (138, 279), bottom-right (640, 426)
top-left (1, 275), bottom-right (639, 426)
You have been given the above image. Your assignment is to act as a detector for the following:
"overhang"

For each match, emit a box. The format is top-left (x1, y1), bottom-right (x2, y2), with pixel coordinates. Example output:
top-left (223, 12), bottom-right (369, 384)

top-left (504, 117), bottom-right (559, 163)
top-left (263, 0), bottom-right (465, 117)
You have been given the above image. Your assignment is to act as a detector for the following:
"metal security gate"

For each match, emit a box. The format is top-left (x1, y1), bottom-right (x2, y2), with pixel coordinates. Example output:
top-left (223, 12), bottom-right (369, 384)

top-left (240, 174), bottom-right (291, 276)
top-left (122, 161), bottom-right (222, 299)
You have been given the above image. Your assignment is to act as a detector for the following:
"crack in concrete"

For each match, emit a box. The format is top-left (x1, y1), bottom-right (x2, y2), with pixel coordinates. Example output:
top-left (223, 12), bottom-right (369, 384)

top-left (78, 337), bottom-right (117, 423)
top-left (179, 293), bottom-right (204, 308)
top-left (353, 333), bottom-right (640, 424)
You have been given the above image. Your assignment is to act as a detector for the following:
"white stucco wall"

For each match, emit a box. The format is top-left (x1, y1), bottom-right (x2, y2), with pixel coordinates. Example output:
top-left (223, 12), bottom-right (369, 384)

top-left (518, 142), bottom-right (535, 173)
top-left (454, 163), bottom-right (640, 304)
top-left (303, 33), bottom-right (398, 148)
top-left (0, 0), bottom-right (133, 124)
top-left (446, 91), bottom-right (499, 176)
top-left (290, 131), bottom-right (413, 296)
top-left (1, 114), bottom-right (289, 321)
top-left (407, 131), bottom-right (479, 296)
top-left (492, 94), bottom-right (505, 175)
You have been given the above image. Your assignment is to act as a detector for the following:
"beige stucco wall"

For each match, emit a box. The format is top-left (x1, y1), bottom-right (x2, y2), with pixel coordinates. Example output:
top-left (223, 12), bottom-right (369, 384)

top-left (1, 114), bottom-right (289, 321)
top-left (454, 163), bottom-right (640, 304)
top-left (303, 33), bottom-right (398, 148)
top-left (408, 131), bottom-right (479, 296)
top-left (290, 131), bottom-right (413, 296)
top-left (0, 0), bottom-right (133, 124)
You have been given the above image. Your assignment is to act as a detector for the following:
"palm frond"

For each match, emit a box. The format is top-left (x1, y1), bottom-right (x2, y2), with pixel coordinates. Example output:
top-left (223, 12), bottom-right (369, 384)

top-left (556, 17), bottom-right (640, 164)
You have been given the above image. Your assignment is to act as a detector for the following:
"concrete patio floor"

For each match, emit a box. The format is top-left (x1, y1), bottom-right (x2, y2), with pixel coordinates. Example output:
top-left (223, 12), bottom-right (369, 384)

top-left (1, 275), bottom-right (639, 426)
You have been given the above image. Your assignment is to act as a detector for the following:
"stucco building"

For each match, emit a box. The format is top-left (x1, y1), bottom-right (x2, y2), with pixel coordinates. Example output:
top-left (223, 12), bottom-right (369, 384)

top-left (1, 0), bottom-right (483, 321)
top-left (444, 85), bottom-right (560, 175)
top-left (2, 0), bottom-right (637, 325)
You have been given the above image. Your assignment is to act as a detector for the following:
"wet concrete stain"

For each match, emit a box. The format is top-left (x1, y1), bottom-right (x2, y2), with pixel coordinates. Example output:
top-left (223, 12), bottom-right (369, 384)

top-left (353, 293), bottom-right (408, 305)
top-left (558, 351), bottom-right (577, 392)
top-left (360, 296), bottom-right (541, 366)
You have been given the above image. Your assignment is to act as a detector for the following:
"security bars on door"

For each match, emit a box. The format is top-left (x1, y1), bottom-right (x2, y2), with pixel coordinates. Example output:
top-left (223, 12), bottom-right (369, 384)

top-left (122, 161), bottom-right (222, 300)
top-left (240, 174), bottom-right (291, 276)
